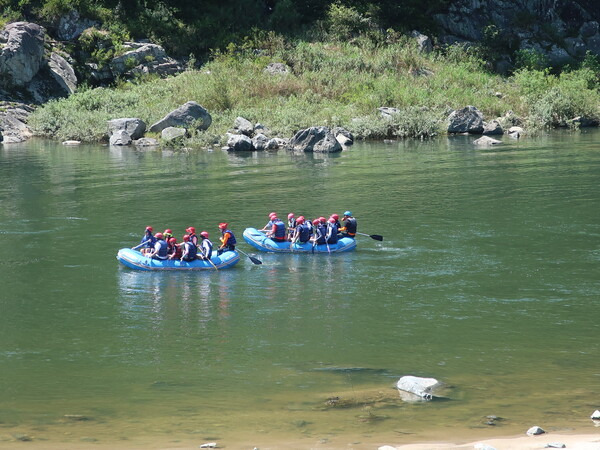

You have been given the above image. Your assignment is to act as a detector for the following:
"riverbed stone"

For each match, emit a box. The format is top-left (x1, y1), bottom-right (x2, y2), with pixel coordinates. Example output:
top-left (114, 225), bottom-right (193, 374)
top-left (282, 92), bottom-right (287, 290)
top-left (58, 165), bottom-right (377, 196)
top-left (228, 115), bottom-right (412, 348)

top-left (333, 127), bottom-right (354, 146)
top-left (252, 133), bottom-right (269, 150)
top-left (62, 140), bottom-right (81, 145)
top-left (448, 106), bottom-right (484, 134)
top-left (108, 118), bottom-right (146, 140)
top-left (396, 375), bottom-right (440, 401)
top-left (149, 101), bottom-right (211, 133)
top-left (109, 130), bottom-right (132, 146)
top-left (133, 137), bottom-right (159, 147)
top-left (227, 133), bottom-right (253, 151)
top-left (288, 126), bottom-right (342, 153)
top-left (473, 136), bottom-right (502, 146)
top-left (483, 120), bottom-right (503, 135)
top-left (526, 425), bottom-right (545, 436)
top-left (544, 444), bottom-right (565, 448)
top-left (234, 116), bottom-right (254, 136)
top-left (161, 126), bottom-right (187, 142)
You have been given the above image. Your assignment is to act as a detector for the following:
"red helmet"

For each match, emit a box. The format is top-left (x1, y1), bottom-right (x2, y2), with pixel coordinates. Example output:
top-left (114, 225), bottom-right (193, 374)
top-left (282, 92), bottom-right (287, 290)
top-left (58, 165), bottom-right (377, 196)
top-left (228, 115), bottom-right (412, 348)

top-left (328, 217), bottom-right (335, 223)
top-left (186, 226), bottom-right (196, 234)
top-left (183, 234), bottom-right (190, 242)
top-left (288, 213), bottom-right (294, 219)
top-left (296, 217), bottom-right (305, 224)
top-left (319, 217), bottom-right (326, 223)
top-left (145, 226), bottom-right (153, 232)
top-left (313, 219), bottom-right (320, 225)
top-left (200, 231), bottom-right (209, 238)
top-left (219, 222), bottom-right (228, 229)
top-left (298, 215), bottom-right (305, 221)
top-left (164, 228), bottom-right (172, 234)
top-left (269, 212), bottom-right (277, 218)
top-left (155, 232), bottom-right (164, 239)
top-left (168, 237), bottom-right (177, 244)
top-left (331, 214), bottom-right (339, 220)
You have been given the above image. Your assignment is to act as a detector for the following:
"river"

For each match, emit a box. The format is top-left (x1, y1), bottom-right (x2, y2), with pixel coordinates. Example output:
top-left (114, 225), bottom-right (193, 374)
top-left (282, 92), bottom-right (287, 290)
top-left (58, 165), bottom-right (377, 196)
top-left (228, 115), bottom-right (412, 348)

top-left (1, 131), bottom-right (599, 448)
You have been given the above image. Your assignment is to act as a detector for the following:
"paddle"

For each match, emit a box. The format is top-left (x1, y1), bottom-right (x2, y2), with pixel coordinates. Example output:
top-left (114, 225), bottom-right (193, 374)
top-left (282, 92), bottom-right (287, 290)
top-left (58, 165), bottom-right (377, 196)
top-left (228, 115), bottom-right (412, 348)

top-left (206, 257), bottom-right (219, 271)
top-left (355, 232), bottom-right (384, 241)
top-left (236, 248), bottom-right (263, 265)
top-left (132, 239), bottom-right (151, 250)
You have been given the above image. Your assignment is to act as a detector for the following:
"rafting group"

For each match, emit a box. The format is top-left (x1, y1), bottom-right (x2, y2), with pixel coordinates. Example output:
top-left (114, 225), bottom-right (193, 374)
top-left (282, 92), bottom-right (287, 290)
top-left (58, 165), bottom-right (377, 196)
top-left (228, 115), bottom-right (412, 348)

top-left (116, 211), bottom-right (374, 270)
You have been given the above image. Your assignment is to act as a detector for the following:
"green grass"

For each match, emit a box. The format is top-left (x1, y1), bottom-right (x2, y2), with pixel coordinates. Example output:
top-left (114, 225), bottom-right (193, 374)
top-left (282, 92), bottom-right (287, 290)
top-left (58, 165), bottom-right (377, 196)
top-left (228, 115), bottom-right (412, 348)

top-left (29, 35), bottom-right (600, 146)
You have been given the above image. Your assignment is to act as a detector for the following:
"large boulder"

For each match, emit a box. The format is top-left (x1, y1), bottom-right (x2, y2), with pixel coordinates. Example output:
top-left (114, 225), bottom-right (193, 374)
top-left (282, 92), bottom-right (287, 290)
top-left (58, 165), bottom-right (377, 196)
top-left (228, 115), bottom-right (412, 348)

top-left (110, 42), bottom-right (183, 79)
top-left (234, 116), bottom-right (254, 136)
top-left (252, 133), bottom-right (269, 150)
top-left (47, 52), bottom-right (77, 95)
top-left (149, 101), bottom-right (212, 133)
top-left (0, 103), bottom-right (34, 143)
top-left (396, 375), bottom-right (441, 402)
top-left (161, 126), bottom-right (187, 142)
top-left (448, 106), bottom-right (484, 134)
top-left (288, 126), bottom-right (342, 153)
top-left (410, 30), bottom-right (433, 53)
top-left (333, 127), bottom-right (354, 146)
top-left (107, 118), bottom-right (146, 140)
top-left (109, 130), bottom-right (132, 146)
top-left (483, 120), bottom-right (503, 135)
top-left (57, 10), bottom-right (98, 41)
top-left (0, 22), bottom-right (45, 87)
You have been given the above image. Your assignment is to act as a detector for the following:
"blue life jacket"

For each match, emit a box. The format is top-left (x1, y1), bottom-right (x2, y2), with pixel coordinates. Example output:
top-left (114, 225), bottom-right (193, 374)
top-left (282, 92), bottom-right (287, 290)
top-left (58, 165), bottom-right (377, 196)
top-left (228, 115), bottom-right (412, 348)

top-left (273, 220), bottom-right (286, 239)
top-left (141, 232), bottom-right (156, 247)
top-left (315, 224), bottom-right (327, 244)
top-left (156, 239), bottom-right (168, 258)
top-left (223, 229), bottom-right (237, 245)
top-left (326, 223), bottom-right (339, 244)
top-left (298, 223), bottom-right (311, 242)
top-left (184, 241), bottom-right (197, 259)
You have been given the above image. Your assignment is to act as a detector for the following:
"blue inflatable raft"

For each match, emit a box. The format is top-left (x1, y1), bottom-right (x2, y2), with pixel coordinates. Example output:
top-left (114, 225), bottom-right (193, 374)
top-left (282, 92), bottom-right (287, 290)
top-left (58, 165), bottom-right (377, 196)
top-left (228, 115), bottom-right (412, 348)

top-left (116, 248), bottom-right (240, 271)
top-left (242, 227), bottom-right (356, 253)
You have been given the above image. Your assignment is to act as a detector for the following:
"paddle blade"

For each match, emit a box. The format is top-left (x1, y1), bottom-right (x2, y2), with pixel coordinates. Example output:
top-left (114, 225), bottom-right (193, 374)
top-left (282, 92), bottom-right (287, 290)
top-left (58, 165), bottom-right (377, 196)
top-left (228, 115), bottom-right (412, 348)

top-left (370, 234), bottom-right (383, 241)
top-left (249, 255), bottom-right (263, 265)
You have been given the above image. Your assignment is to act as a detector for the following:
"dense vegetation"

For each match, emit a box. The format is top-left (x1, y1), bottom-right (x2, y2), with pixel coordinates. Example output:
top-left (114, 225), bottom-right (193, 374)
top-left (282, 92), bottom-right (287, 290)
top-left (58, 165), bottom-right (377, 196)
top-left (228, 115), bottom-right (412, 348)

top-left (29, 28), bottom-right (600, 146)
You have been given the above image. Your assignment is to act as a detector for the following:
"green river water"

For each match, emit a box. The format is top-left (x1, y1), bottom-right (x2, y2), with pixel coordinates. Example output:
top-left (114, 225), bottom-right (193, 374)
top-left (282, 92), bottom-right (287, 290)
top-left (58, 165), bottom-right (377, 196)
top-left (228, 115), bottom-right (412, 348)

top-left (1, 132), bottom-right (599, 449)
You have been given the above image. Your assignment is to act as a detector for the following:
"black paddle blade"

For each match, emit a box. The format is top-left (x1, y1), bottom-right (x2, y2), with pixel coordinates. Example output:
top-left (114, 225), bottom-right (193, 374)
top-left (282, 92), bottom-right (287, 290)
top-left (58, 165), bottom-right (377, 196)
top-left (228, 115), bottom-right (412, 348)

top-left (370, 234), bottom-right (383, 241)
top-left (249, 255), bottom-right (263, 265)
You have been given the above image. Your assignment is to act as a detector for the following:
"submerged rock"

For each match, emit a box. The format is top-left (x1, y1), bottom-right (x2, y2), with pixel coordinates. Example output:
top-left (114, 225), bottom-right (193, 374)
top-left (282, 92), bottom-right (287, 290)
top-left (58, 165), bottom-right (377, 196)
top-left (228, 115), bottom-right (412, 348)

top-left (396, 375), bottom-right (441, 401)
top-left (288, 126), bottom-right (342, 153)
top-left (473, 136), bottom-right (502, 146)
top-left (448, 106), bottom-right (484, 134)
top-left (526, 425), bottom-right (545, 436)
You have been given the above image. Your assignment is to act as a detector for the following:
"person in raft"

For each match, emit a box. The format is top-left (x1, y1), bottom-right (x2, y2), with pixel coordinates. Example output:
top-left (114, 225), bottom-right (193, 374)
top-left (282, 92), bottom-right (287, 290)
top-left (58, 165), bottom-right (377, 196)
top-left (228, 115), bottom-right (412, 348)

top-left (217, 223), bottom-right (237, 255)
top-left (287, 213), bottom-right (296, 240)
top-left (339, 211), bottom-right (357, 238)
top-left (138, 226), bottom-right (156, 255)
top-left (266, 214), bottom-right (286, 242)
top-left (325, 217), bottom-right (339, 245)
top-left (186, 227), bottom-right (198, 247)
top-left (259, 212), bottom-right (277, 231)
top-left (330, 214), bottom-right (342, 233)
top-left (163, 228), bottom-right (173, 241)
top-left (147, 232), bottom-right (168, 260)
top-left (312, 218), bottom-right (327, 245)
top-left (180, 234), bottom-right (198, 262)
top-left (167, 237), bottom-right (182, 260)
top-left (197, 231), bottom-right (213, 261)
top-left (292, 216), bottom-right (311, 244)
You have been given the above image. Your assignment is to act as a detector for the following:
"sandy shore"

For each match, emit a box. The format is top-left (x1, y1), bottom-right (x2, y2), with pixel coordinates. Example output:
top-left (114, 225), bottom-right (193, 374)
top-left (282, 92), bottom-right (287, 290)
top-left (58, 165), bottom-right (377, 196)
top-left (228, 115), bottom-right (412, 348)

top-left (394, 432), bottom-right (600, 450)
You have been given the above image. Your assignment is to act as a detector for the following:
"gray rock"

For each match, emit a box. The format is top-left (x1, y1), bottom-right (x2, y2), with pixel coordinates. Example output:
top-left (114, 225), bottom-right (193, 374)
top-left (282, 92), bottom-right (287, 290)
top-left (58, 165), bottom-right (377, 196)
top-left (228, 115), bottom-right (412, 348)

top-left (483, 120), bottom-right (503, 135)
top-left (585, 34), bottom-right (600, 56)
top-left (288, 126), bottom-right (342, 153)
top-left (580, 21), bottom-right (599, 38)
top-left (546, 44), bottom-right (574, 67)
top-left (526, 426), bottom-right (545, 436)
top-left (47, 52), bottom-right (77, 95)
top-left (0, 22), bottom-right (45, 87)
top-left (149, 101), bottom-right (212, 133)
top-left (234, 116), bottom-right (254, 136)
top-left (473, 136), bottom-right (502, 146)
top-left (378, 107), bottom-right (401, 119)
top-left (109, 130), bottom-right (132, 146)
top-left (396, 375), bottom-right (440, 401)
top-left (591, 409), bottom-right (600, 420)
top-left (409, 67), bottom-right (434, 77)
top-left (252, 133), bottom-right (269, 150)
top-left (108, 118), bottom-right (146, 140)
top-left (62, 140), bottom-right (81, 145)
top-left (333, 127), bottom-right (354, 145)
top-left (544, 444), bottom-right (565, 449)
top-left (266, 137), bottom-right (287, 150)
top-left (110, 42), bottom-right (183, 79)
top-left (448, 106), bottom-right (484, 134)
top-left (264, 62), bottom-right (290, 75)
top-left (161, 126), bottom-right (187, 142)
top-left (0, 111), bottom-right (33, 143)
top-left (508, 126), bottom-right (524, 134)
top-left (410, 30), bottom-right (433, 53)
top-left (564, 37), bottom-right (587, 58)
top-left (227, 133), bottom-right (253, 151)
top-left (133, 137), bottom-right (159, 146)
top-left (57, 10), bottom-right (98, 40)
top-left (254, 123), bottom-right (270, 135)
top-left (570, 116), bottom-right (599, 127)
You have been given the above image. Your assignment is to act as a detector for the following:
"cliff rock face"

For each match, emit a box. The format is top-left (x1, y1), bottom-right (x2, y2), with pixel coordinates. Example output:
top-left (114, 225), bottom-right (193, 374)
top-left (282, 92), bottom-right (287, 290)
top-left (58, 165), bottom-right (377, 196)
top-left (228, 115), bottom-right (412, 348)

top-left (0, 22), bottom-right (45, 87)
top-left (434, 0), bottom-right (600, 66)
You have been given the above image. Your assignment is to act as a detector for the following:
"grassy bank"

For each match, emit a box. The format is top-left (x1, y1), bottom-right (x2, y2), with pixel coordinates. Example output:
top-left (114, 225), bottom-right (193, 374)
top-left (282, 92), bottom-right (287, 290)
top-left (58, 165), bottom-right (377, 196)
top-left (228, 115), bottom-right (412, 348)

top-left (29, 34), bottom-right (600, 147)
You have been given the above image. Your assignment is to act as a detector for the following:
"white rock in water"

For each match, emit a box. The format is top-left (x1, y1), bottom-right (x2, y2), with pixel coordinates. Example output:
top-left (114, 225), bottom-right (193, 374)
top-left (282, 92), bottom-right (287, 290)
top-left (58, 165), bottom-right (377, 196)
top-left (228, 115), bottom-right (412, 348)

top-left (474, 444), bottom-right (497, 450)
top-left (473, 136), bottom-right (502, 146)
top-left (62, 140), bottom-right (81, 145)
top-left (591, 409), bottom-right (600, 420)
top-left (526, 426), bottom-right (545, 436)
top-left (199, 443), bottom-right (216, 448)
top-left (396, 375), bottom-right (440, 400)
